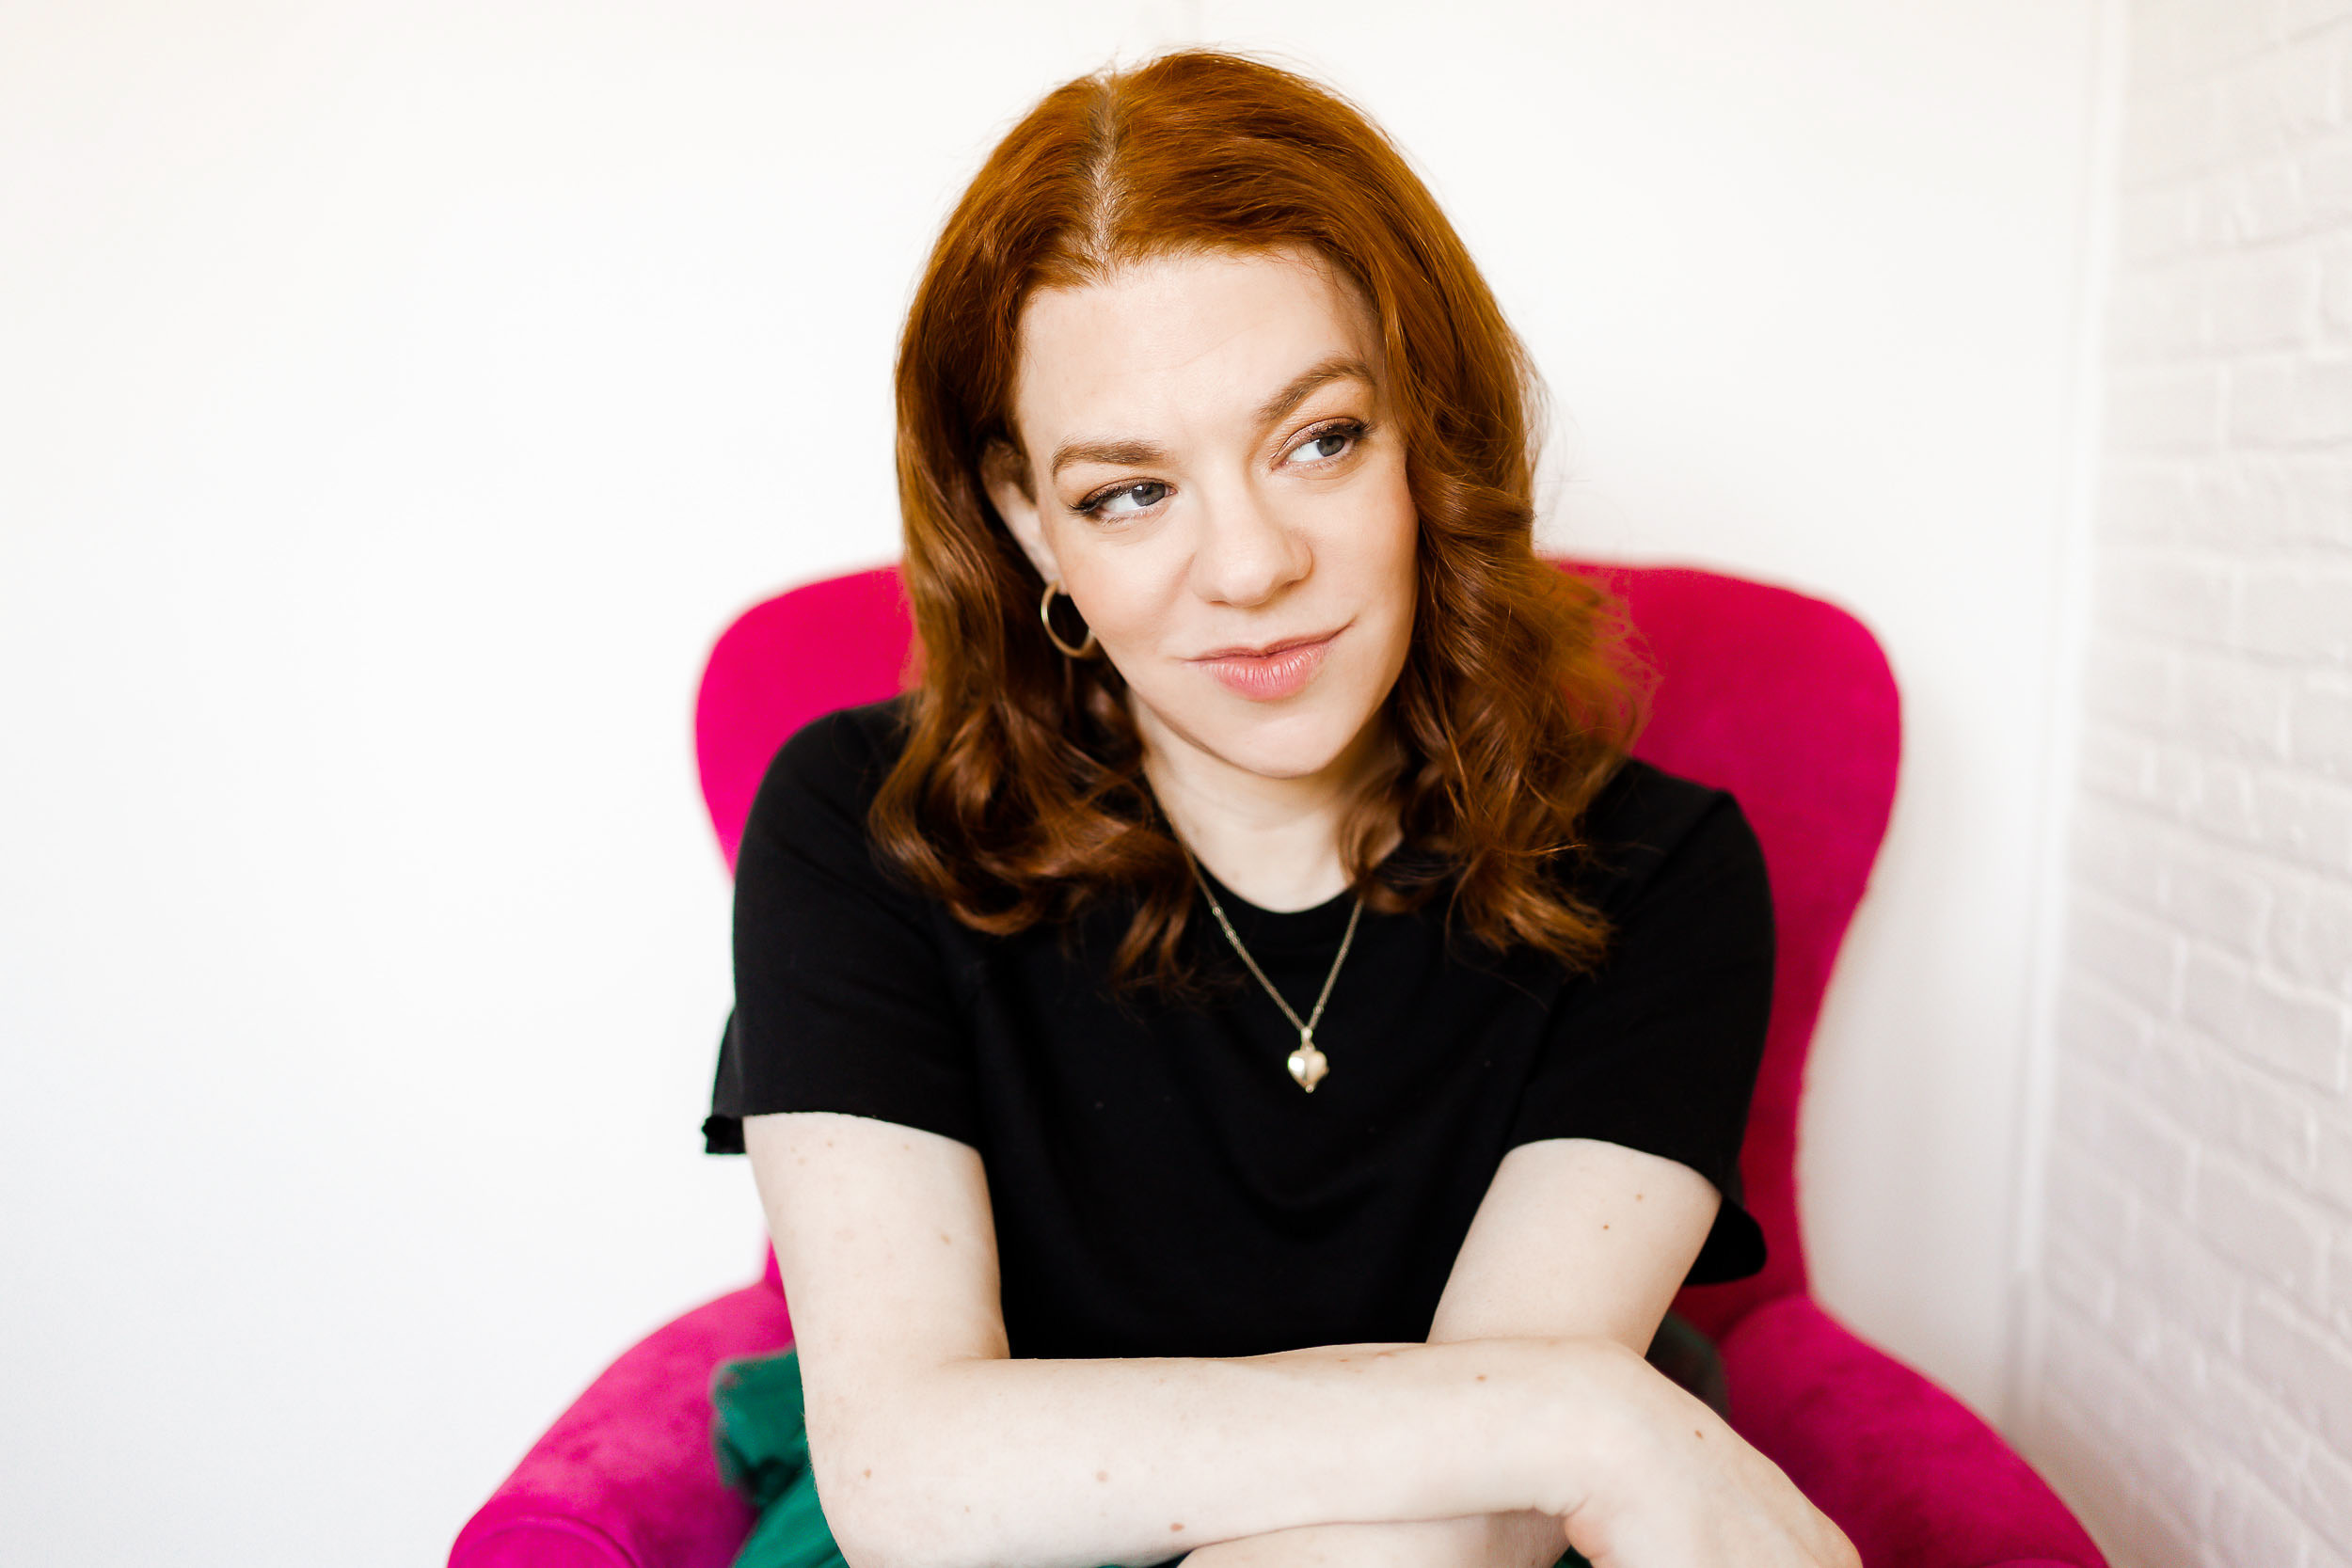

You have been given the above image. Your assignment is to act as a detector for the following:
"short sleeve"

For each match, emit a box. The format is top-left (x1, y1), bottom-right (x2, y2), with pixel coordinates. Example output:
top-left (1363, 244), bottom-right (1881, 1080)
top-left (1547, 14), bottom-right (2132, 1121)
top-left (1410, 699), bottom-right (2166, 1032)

top-left (702, 704), bottom-right (980, 1155)
top-left (1507, 774), bottom-right (1775, 1283)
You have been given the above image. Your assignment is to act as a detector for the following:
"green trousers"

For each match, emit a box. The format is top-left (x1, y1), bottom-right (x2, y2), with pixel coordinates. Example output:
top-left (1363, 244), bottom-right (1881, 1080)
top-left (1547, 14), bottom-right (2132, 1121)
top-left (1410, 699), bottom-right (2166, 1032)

top-left (711, 1319), bottom-right (1726, 1568)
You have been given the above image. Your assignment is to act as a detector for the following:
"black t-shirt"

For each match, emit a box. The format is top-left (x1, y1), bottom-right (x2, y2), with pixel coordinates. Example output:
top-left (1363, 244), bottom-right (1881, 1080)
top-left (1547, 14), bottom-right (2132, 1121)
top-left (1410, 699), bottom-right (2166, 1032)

top-left (706, 698), bottom-right (1773, 1361)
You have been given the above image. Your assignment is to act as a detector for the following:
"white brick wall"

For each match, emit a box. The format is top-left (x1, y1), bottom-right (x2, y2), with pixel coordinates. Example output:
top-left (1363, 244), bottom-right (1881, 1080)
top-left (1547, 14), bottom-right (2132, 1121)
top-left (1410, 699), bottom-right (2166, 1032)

top-left (2025, 2), bottom-right (2352, 1562)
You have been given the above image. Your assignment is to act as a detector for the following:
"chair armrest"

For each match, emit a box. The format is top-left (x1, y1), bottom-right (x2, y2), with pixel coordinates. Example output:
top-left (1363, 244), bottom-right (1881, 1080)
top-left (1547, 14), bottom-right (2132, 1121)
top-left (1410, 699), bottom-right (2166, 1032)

top-left (1717, 1293), bottom-right (2105, 1568)
top-left (452, 1279), bottom-right (795, 1568)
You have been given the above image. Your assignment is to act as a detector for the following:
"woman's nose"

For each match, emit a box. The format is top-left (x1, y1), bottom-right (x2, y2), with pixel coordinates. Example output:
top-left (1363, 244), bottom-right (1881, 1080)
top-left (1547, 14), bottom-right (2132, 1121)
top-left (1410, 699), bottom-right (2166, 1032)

top-left (1187, 483), bottom-right (1310, 607)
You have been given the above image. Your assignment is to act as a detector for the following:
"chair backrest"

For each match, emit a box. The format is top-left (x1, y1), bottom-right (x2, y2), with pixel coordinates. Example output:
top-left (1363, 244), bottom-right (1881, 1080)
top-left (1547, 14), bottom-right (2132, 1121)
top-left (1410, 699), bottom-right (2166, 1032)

top-left (695, 562), bottom-right (1901, 1337)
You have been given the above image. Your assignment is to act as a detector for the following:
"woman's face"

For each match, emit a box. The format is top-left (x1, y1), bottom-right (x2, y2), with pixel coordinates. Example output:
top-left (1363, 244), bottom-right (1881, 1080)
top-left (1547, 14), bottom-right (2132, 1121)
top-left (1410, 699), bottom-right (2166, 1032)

top-left (988, 246), bottom-right (1419, 787)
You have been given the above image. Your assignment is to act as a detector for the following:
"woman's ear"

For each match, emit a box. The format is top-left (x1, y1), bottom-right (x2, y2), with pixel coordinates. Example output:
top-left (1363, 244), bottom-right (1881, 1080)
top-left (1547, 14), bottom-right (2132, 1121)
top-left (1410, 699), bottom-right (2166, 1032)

top-left (981, 439), bottom-right (1059, 584)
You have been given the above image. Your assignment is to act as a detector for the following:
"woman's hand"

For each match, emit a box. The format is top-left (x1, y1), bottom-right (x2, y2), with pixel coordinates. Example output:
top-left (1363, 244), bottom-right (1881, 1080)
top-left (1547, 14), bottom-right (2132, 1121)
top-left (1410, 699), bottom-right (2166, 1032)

top-left (1175, 1511), bottom-right (1566, 1568)
top-left (1555, 1341), bottom-right (1859, 1568)
top-left (1174, 1520), bottom-right (1479, 1568)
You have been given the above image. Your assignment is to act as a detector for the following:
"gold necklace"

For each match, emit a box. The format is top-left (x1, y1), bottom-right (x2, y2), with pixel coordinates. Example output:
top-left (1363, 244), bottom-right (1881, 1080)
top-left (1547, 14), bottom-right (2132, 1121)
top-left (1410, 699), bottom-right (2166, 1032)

top-left (1186, 854), bottom-right (1364, 1094)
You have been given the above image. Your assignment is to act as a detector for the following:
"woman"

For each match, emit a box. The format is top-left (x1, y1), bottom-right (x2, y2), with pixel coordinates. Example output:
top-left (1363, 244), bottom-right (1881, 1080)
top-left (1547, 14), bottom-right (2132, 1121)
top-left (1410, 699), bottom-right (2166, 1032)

top-left (704, 48), bottom-right (1858, 1568)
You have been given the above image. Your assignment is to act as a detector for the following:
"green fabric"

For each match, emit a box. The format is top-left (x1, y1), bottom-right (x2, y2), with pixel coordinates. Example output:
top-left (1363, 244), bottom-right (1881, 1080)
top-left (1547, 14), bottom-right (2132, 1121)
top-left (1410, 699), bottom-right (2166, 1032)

top-left (714, 1339), bottom-right (1724, 1568)
top-left (711, 1350), bottom-right (848, 1568)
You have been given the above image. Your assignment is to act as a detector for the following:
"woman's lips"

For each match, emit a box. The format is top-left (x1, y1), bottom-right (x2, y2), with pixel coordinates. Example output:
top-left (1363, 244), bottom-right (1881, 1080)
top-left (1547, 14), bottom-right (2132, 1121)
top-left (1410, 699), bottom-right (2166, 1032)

top-left (1192, 629), bottom-right (1340, 702)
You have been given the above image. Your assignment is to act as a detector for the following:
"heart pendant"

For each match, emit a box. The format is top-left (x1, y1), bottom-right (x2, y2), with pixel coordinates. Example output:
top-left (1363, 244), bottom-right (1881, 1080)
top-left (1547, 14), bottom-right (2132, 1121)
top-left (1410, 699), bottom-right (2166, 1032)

top-left (1286, 1040), bottom-right (1329, 1093)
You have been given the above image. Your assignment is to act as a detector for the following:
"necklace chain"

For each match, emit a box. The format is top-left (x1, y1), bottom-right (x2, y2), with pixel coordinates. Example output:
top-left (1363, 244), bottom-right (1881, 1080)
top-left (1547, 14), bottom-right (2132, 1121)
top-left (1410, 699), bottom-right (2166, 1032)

top-left (1185, 851), bottom-right (1363, 1092)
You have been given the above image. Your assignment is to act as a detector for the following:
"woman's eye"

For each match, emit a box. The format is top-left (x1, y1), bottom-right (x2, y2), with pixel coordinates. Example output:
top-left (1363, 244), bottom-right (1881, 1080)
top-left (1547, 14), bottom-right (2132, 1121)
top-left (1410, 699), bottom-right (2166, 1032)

top-left (1284, 422), bottom-right (1361, 465)
top-left (1083, 480), bottom-right (1170, 519)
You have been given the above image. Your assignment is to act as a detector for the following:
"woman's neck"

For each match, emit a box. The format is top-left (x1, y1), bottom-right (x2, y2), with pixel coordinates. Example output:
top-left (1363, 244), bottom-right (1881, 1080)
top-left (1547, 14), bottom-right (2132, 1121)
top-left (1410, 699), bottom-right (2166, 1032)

top-left (1136, 705), bottom-right (1396, 912)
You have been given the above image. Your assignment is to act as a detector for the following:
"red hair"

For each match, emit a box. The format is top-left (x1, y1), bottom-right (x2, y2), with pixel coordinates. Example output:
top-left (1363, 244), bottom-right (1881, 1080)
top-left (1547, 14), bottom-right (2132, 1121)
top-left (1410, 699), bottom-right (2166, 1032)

top-left (871, 49), bottom-right (1644, 990)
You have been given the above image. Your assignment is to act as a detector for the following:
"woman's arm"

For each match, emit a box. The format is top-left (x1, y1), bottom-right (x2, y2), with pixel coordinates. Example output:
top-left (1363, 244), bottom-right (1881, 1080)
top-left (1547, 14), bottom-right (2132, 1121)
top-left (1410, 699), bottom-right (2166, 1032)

top-left (1436, 1141), bottom-right (1854, 1568)
top-left (1176, 1136), bottom-right (1725, 1568)
top-left (1113, 1139), bottom-right (1858, 1568)
top-left (747, 1112), bottom-right (1642, 1568)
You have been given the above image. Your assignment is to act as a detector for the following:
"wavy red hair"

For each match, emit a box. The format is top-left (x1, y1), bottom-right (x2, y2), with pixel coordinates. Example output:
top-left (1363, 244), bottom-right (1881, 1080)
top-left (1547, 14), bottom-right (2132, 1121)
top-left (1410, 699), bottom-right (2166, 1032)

top-left (871, 49), bottom-right (1645, 990)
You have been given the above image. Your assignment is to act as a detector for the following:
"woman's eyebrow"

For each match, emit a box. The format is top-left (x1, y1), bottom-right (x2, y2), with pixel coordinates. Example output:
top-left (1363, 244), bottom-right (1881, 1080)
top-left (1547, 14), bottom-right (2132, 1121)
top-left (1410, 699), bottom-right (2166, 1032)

top-left (1050, 437), bottom-right (1168, 480)
top-left (1045, 356), bottom-right (1374, 480)
top-left (1254, 355), bottom-right (1374, 426)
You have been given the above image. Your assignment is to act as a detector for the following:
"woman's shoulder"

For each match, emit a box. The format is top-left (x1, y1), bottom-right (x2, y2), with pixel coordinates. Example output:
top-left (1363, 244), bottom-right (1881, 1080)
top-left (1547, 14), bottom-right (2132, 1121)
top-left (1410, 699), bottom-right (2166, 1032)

top-left (755, 694), bottom-right (917, 815)
top-left (735, 696), bottom-right (919, 884)
top-left (1570, 755), bottom-right (1766, 917)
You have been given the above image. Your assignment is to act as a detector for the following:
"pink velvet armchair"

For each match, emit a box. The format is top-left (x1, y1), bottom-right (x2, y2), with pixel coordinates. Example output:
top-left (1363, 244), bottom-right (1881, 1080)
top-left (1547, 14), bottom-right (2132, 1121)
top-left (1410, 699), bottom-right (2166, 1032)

top-left (451, 562), bottom-right (2106, 1568)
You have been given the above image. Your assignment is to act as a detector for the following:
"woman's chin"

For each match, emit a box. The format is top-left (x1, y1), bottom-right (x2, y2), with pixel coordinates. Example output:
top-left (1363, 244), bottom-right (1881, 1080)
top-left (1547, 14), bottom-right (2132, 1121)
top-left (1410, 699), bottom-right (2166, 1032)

top-left (1142, 694), bottom-right (1381, 785)
top-left (1216, 740), bottom-right (1352, 783)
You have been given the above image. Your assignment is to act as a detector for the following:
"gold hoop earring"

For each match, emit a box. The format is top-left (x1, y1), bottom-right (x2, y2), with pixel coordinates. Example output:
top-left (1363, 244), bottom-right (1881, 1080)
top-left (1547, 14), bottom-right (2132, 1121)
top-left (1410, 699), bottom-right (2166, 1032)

top-left (1039, 580), bottom-right (1100, 659)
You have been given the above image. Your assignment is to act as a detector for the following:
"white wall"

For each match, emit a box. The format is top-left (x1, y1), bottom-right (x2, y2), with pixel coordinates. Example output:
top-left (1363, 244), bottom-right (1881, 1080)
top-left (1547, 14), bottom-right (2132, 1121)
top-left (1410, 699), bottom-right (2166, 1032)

top-left (2013, 2), bottom-right (2352, 1564)
top-left (0, 3), bottom-right (2108, 1563)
